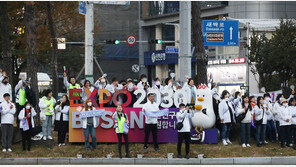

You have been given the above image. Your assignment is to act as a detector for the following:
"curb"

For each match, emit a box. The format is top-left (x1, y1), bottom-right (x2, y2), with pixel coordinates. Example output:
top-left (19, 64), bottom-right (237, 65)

top-left (1, 156), bottom-right (296, 165)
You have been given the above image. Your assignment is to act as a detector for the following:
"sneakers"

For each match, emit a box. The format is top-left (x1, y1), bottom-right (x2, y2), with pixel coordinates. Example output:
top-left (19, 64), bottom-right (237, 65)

top-left (242, 143), bottom-right (246, 148)
top-left (155, 148), bottom-right (160, 151)
top-left (2, 149), bottom-right (6, 152)
top-left (222, 140), bottom-right (228, 146)
top-left (177, 154), bottom-right (182, 158)
top-left (58, 144), bottom-right (62, 147)
top-left (226, 139), bottom-right (232, 144)
top-left (48, 136), bottom-right (53, 140)
top-left (264, 140), bottom-right (268, 144)
top-left (62, 143), bottom-right (66, 146)
top-left (246, 144), bottom-right (251, 147)
top-left (7, 148), bottom-right (12, 152)
top-left (43, 136), bottom-right (47, 141)
top-left (289, 144), bottom-right (293, 147)
top-left (185, 155), bottom-right (190, 159)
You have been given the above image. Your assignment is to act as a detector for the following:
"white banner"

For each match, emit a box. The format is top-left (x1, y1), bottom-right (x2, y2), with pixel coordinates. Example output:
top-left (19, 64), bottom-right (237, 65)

top-left (79, 109), bottom-right (106, 118)
top-left (144, 109), bottom-right (170, 118)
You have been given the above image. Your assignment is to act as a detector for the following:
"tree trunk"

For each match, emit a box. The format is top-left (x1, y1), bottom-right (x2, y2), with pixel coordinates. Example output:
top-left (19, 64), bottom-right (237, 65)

top-left (46, 2), bottom-right (59, 100)
top-left (192, 1), bottom-right (207, 85)
top-left (0, 2), bottom-right (13, 84)
top-left (25, 1), bottom-right (40, 125)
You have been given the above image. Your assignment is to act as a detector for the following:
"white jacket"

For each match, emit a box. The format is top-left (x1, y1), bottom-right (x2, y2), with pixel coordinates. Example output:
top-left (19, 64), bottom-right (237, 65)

top-left (0, 100), bottom-right (16, 124)
top-left (105, 83), bottom-right (123, 94)
top-left (264, 100), bottom-right (274, 121)
top-left (18, 107), bottom-right (36, 129)
top-left (279, 105), bottom-right (292, 126)
top-left (94, 80), bottom-right (107, 89)
top-left (237, 104), bottom-right (253, 123)
top-left (0, 80), bottom-right (12, 103)
top-left (289, 106), bottom-right (296, 125)
top-left (55, 105), bottom-right (69, 121)
top-left (142, 100), bottom-right (160, 124)
top-left (211, 87), bottom-right (221, 101)
top-left (137, 81), bottom-right (150, 90)
top-left (176, 109), bottom-right (194, 132)
top-left (81, 87), bottom-right (95, 104)
top-left (254, 105), bottom-right (270, 125)
top-left (81, 108), bottom-right (100, 129)
top-left (218, 99), bottom-right (236, 124)
top-left (272, 102), bottom-right (281, 121)
top-left (38, 96), bottom-right (56, 121)
top-left (183, 82), bottom-right (197, 104)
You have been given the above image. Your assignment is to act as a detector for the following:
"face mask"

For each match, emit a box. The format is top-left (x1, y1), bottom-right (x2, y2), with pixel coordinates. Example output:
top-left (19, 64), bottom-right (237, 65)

top-left (26, 106), bottom-right (31, 110)
top-left (127, 83), bottom-right (134, 91)
top-left (3, 81), bottom-right (8, 85)
top-left (181, 108), bottom-right (186, 112)
top-left (101, 79), bottom-right (106, 83)
top-left (283, 103), bottom-right (288, 107)
top-left (142, 78), bottom-right (147, 83)
top-left (245, 103), bottom-right (249, 107)
top-left (156, 81), bottom-right (160, 86)
top-left (87, 102), bottom-right (92, 106)
top-left (225, 98), bottom-right (229, 101)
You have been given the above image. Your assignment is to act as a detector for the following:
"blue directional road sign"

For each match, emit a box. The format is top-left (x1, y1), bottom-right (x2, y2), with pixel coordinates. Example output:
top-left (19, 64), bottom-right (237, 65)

top-left (79, 1), bottom-right (86, 15)
top-left (202, 20), bottom-right (239, 46)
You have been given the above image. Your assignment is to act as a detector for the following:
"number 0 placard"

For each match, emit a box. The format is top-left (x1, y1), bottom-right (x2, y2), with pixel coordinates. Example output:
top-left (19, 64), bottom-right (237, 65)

top-left (127, 35), bottom-right (137, 45)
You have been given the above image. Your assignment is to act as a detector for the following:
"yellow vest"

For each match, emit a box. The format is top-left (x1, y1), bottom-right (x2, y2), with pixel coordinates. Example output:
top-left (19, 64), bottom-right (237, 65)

top-left (117, 113), bottom-right (127, 133)
top-left (69, 83), bottom-right (80, 97)
top-left (43, 97), bottom-right (54, 116)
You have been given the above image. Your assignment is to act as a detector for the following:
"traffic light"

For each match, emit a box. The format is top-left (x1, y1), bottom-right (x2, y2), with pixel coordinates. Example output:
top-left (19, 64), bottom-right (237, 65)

top-left (105, 40), bottom-right (120, 44)
top-left (150, 39), bottom-right (162, 44)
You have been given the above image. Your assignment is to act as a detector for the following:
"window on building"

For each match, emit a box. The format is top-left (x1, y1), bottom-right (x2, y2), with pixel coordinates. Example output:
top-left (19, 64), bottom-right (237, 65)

top-left (162, 25), bottom-right (175, 50)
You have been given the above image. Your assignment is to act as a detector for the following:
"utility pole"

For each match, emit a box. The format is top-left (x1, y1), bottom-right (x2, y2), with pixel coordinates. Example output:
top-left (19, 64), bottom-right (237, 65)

top-left (85, 2), bottom-right (94, 83)
top-left (178, 1), bottom-right (191, 84)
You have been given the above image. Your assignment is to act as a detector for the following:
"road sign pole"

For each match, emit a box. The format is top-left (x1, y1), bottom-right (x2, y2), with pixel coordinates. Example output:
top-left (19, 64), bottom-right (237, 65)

top-left (85, 2), bottom-right (94, 84)
top-left (178, 1), bottom-right (191, 84)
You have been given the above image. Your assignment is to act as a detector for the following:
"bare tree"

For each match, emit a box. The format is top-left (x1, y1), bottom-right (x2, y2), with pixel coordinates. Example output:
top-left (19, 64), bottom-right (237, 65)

top-left (0, 2), bottom-right (13, 84)
top-left (25, 1), bottom-right (40, 124)
top-left (192, 1), bottom-right (207, 85)
top-left (46, 2), bottom-right (59, 99)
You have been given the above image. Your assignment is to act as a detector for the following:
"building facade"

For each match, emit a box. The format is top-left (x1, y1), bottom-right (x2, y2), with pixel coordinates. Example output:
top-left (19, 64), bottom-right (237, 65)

top-left (139, 1), bottom-right (296, 93)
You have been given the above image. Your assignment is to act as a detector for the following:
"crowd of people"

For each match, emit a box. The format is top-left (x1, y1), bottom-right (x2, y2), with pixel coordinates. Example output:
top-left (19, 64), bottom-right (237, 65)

top-left (0, 69), bottom-right (295, 159)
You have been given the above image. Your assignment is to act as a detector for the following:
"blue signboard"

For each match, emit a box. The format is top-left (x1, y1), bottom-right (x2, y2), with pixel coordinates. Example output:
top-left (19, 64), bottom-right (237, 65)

top-left (79, 1), bottom-right (86, 15)
top-left (202, 20), bottom-right (239, 46)
top-left (165, 47), bottom-right (179, 54)
top-left (144, 50), bottom-right (196, 66)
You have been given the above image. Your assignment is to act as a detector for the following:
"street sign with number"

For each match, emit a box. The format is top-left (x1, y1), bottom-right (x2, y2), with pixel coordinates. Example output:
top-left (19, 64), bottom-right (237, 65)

top-left (132, 64), bottom-right (140, 73)
top-left (127, 35), bottom-right (137, 46)
top-left (202, 20), bottom-right (239, 46)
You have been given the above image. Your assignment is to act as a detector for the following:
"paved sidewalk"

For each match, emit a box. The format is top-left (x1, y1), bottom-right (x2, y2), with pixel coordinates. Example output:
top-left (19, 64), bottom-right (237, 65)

top-left (0, 156), bottom-right (296, 165)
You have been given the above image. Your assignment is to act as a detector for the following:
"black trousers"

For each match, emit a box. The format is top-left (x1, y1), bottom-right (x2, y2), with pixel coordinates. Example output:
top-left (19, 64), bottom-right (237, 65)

top-left (280, 125), bottom-right (291, 145)
top-left (16, 103), bottom-right (25, 127)
top-left (22, 129), bottom-right (32, 151)
top-left (144, 124), bottom-right (158, 149)
top-left (117, 133), bottom-right (129, 155)
top-left (58, 131), bottom-right (67, 144)
top-left (177, 132), bottom-right (191, 155)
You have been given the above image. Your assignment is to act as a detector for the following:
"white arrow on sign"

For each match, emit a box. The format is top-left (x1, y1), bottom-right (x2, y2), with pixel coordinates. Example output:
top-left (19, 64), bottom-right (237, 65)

top-left (229, 27), bottom-right (233, 40)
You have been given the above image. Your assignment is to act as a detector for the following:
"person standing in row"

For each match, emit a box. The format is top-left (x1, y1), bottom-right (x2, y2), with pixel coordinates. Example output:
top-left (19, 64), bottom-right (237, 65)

top-left (273, 94), bottom-right (284, 142)
top-left (64, 72), bottom-right (81, 99)
top-left (264, 93), bottom-right (276, 143)
top-left (0, 74), bottom-right (12, 104)
top-left (279, 98), bottom-right (292, 148)
top-left (219, 90), bottom-right (235, 146)
top-left (54, 95), bottom-right (70, 146)
top-left (15, 75), bottom-right (27, 127)
top-left (142, 93), bottom-right (160, 152)
top-left (18, 102), bottom-right (36, 151)
top-left (81, 80), bottom-right (95, 105)
top-left (1, 93), bottom-right (15, 152)
top-left (176, 104), bottom-right (193, 159)
top-left (112, 105), bottom-right (130, 158)
top-left (81, 99), bottom-right (99, 151)
top-left (289, 98), bottom-right (296, 149)
top-left (237, 95), bottom-right (252, 147)
top-left (39, 89), bottom-right (56, 140)
top-left (254, 96), bottom-right (270, 147)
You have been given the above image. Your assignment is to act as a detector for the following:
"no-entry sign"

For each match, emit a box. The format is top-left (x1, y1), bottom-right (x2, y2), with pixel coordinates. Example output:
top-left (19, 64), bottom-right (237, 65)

top-left (127, 35), bottom-right (137, 45)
